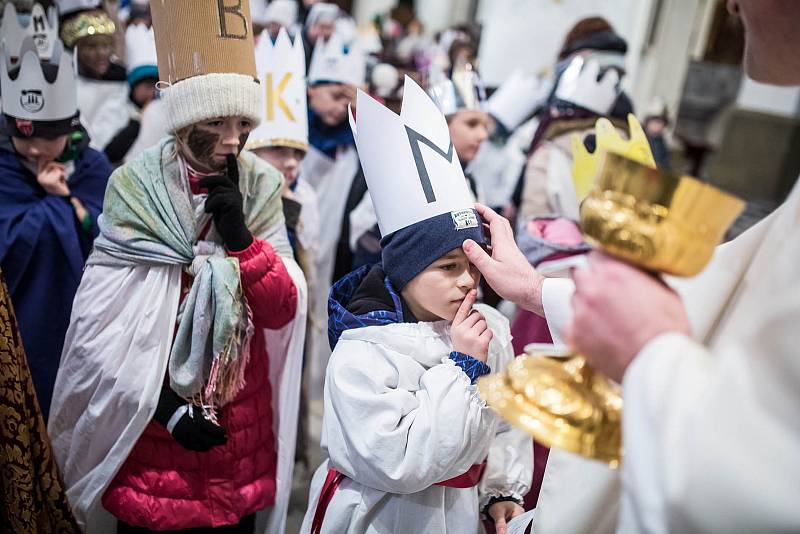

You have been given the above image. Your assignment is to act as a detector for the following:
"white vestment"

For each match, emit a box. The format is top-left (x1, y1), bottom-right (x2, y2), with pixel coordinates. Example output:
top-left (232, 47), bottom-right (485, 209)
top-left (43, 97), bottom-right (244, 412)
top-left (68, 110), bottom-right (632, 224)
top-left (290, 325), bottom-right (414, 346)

top-left (77, 75), bottom-right (130, 151)
top-left (532, 179), bottom-right (800, 533)
top-left (299, 144), bottom-right (360, 399)
top-left (300, 305), bottom-right (533, 533)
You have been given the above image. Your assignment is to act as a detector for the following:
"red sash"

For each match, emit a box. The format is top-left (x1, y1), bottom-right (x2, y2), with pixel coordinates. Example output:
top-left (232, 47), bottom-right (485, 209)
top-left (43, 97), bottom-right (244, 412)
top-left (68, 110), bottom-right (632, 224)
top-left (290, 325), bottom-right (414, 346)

top-left (310, 461), bottom-right (487, 534)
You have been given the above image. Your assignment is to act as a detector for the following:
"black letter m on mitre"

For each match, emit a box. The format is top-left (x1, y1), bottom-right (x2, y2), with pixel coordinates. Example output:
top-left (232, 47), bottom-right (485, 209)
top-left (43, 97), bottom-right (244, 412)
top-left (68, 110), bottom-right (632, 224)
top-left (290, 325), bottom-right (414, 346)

top-left (405, 125), bottom-right (455, 204)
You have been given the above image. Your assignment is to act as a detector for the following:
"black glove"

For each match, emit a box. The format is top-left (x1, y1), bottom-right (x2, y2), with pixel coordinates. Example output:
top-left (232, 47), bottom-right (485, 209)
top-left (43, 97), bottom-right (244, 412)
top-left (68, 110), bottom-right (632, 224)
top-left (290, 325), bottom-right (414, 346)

top-left (199, 154), bottom-right (253, 252)
top-left (153, 386), bottom-right (228, 452)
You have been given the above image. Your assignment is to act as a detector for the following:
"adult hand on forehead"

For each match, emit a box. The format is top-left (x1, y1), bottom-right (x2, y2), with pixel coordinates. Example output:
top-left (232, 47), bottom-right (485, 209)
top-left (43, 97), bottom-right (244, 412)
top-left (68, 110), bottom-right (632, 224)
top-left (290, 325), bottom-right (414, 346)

top-left (462, 204), bottom-right (545, 315)
top-left (199, 154), bottom-right (253, 251)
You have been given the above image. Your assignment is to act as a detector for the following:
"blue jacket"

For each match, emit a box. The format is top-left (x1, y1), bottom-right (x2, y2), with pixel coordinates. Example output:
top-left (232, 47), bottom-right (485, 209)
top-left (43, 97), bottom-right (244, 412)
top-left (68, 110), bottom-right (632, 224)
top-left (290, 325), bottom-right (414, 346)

top-left (0, 139), bottom-right (111, 419)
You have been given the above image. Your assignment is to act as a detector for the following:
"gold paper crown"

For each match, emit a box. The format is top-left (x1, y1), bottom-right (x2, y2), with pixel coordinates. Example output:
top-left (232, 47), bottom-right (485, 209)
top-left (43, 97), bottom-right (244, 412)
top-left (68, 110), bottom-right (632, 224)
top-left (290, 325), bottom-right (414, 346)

top-left (149, 0), bottom-right (257, 84)
top-left (60, 10), bottom-right (115, 48)
top-left (571, 114), bottom-right (656, 199)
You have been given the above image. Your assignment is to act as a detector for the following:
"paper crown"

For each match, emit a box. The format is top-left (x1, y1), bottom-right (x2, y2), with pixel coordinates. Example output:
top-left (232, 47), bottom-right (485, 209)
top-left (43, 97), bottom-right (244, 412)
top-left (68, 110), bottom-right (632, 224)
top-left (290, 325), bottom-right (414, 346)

top-left (1, 36), bottom-right (77, 121)
top-left (554, 56), bottom-right (621, 115)
top-left (59, 8), bottom-right (115, 48)
top-left (125, 22), bottom-right (157, 87)
top-left (426, 63), bottom-right (486, 117)
top-left (55, 0), bottom-right (102, 16)
top-left (571, 114), bottom-right (656, 199)
top-left (1, 3), bottom-right (59, 60)
top-left (487, 69), bottom-right (551, 131)
top-left (250, 0), bottom-right (297, 27)
top-left (247, 27), bottom-right (307, 151)
top-left (350, 76), bottom-right (475, 236)
top-left (308, 32), bottom-right (365, 86)
top-left (149, 0), bottom-right (261, 132)
top-left (150, 0), bottom-right (257, 84)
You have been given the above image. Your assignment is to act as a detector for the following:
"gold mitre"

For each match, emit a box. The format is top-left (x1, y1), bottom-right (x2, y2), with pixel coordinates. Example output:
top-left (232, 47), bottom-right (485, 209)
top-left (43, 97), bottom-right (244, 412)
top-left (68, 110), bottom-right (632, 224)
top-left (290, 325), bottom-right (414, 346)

top-left (149, 0), bottom-right (257, 85)
top-left (571, 114), bottom-right (655, 200)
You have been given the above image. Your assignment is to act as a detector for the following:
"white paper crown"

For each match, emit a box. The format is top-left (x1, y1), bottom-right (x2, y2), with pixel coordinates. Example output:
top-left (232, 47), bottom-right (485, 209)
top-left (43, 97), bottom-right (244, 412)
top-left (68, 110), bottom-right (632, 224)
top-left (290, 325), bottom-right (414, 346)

top-left (308, 32), bottom-right (365, 86)
top-left (426, 63), bottom-right (486, 117)
top-left (1, 37), bottom-right (77, 121)
top-left (554, 56), bottom-right (621, 115)
top-left (55, 0), bottom-right (102, 16)
top-left (125, 22), bottom-right (157, 73)
top-left (350, 76), bottom-right (474, 236)
top-left (1, 3), bottom-right (59, 60)
top-left (247, 27), bottom-right (307, 151)
top-left (488, 69), bottom-right (551, 131)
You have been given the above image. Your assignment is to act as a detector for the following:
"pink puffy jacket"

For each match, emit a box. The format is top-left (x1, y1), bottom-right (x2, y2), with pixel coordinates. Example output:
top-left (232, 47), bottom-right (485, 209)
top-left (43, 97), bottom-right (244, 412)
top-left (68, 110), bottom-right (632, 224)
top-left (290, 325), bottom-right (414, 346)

top-left (103, 238), bottom-right (297, 530)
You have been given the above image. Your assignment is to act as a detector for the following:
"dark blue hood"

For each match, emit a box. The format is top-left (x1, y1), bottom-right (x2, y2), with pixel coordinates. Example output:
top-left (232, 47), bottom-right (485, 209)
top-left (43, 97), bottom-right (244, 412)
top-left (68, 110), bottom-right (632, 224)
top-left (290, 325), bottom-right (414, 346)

top-left (327, 264), bottom-right (406, 350)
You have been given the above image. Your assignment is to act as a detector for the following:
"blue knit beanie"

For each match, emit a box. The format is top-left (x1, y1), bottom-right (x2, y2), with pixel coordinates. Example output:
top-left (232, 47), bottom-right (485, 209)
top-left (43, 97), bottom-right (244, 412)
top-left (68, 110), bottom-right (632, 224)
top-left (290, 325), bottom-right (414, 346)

top-left (381, 208), bottom-right (486, 290)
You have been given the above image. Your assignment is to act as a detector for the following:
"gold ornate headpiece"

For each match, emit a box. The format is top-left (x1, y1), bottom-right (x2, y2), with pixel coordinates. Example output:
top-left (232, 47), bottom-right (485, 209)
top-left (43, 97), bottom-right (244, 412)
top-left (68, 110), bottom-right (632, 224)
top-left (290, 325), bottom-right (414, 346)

top-left (60, 10), bottom-right (115, 48)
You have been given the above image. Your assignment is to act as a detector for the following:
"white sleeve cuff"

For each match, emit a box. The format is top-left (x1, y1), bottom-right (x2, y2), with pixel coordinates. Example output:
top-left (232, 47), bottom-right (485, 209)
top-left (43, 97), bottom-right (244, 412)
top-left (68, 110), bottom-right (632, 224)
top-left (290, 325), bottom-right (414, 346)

top-left (541, 277), bottom-right (575, 346)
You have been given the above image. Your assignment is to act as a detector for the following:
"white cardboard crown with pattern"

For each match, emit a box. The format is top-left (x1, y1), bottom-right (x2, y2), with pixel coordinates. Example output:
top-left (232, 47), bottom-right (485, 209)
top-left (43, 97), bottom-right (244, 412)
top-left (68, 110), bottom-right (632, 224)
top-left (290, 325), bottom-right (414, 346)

top-left (1, 37), bottom-right (77, 121)
top-left (247, 27), bottom-right (307, 151)
top-left (55, 0), bottom-right (102, 16)
top-left (124, 22), bottom-right (157, 73)
top-left (488, 69), bottom-right (551, 131)
top-left (308, 32), bottom-right (365, 86)
top-left (554, 55), bottom-right (621, 115)
top-left (349, 76), bottom-right (474, 236)
top-left (1, 3), bottom-right (59, 60)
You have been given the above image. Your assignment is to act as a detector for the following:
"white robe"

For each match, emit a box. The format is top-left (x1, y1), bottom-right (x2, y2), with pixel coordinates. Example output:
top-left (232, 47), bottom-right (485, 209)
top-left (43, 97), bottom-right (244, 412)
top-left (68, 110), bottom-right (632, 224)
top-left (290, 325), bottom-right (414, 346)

top-left (300, 304), bottom-right (533, 534)
top-left (532, 179), bottom-right (800, 533)
top-left (48, 164), bottom-right (308, 534)
top-left (299, 144), bottom-right (361, 400)
top-left (77, 75), bottom-right (130, 151)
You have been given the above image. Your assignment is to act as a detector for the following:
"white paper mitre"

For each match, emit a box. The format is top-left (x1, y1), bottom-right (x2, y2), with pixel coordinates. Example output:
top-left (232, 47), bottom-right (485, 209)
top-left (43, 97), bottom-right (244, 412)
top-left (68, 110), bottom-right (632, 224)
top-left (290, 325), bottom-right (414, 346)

top-left (125, 23), bottom-right (157, 74)
top-left (308, 32), bottom-right (365, 87)
top-left (554, 55), bottom-right (621, 115)
top-left (350, 76), bottom-right (475, 236)
top-left (1, 36), bottom-right (77, 121)
top-left (488, 69), bottom-right (551, 131)
top-left (247, 27), bottom-right (308, 151)
top-left (55, 0), bottom-right (102, 16)
top-left (1, 3), bottom-right (59, 60)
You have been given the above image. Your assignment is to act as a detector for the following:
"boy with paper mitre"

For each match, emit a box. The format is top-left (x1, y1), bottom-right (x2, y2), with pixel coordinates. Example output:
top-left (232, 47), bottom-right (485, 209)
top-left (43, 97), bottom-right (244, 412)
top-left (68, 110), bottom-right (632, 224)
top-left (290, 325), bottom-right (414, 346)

top-left (48, 2), bottom-right (307, 533)
top-left (301, 77), bottom-right (532, 534)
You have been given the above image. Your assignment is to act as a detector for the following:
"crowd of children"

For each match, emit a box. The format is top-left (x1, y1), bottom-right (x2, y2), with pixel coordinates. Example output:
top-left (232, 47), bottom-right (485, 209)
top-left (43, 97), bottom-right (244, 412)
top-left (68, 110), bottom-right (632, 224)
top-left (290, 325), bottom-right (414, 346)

top-left (5, 1), bottom-right (789, 533)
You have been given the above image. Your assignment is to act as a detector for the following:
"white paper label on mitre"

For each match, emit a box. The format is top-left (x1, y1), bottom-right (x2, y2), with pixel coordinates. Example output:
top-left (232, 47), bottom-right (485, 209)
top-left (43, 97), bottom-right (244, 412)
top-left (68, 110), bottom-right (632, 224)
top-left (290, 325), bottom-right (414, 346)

top-left (451, 209), bottom-right (478, 230)
top-left (352, 76), bottom-right (475, 237)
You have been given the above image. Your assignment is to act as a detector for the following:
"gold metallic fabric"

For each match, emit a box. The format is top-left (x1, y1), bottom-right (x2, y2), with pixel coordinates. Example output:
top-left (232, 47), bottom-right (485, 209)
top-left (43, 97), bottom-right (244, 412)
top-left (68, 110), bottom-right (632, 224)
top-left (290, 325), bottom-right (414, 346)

top-left (0, 271), bottom-right (79, 534)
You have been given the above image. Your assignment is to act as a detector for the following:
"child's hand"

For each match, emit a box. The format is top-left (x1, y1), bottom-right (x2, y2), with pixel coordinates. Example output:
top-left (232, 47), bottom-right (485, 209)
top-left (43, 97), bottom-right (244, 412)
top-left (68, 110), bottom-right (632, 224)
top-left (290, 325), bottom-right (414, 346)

top-left (451, 289), bottom-right (492, 362)
top-left (37, 161), bottom-right (69, 197)
top-left (488, 500), bottom-right (525, 534)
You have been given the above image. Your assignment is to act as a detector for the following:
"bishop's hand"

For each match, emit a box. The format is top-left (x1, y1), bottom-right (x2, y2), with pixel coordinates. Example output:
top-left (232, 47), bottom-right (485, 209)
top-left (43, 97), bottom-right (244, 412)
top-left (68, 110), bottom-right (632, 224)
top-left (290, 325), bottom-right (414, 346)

top-left (199, 154), bottom-right (253, 252)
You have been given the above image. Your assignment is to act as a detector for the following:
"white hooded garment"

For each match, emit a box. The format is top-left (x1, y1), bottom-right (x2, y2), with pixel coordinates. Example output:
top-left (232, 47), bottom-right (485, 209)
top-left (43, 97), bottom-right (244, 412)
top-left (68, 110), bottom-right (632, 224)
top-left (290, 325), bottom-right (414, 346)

top-left (300, 303), bottom-right (533, 533)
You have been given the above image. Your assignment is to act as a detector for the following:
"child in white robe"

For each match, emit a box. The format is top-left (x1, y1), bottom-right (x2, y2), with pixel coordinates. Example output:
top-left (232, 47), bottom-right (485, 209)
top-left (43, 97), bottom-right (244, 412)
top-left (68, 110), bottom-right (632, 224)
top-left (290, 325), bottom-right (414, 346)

top-left (301, 77), bottom-right (533, 534)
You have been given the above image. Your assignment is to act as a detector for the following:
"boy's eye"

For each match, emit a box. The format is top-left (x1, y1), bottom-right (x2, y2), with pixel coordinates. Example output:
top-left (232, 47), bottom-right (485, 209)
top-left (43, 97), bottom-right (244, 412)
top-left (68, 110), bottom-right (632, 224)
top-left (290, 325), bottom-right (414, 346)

top-left (207, 120), bottom-right (223, 127)
top-left (439, 263), bottom-right (457, 271)
top-left (240, 120), bottom-right (252, 129)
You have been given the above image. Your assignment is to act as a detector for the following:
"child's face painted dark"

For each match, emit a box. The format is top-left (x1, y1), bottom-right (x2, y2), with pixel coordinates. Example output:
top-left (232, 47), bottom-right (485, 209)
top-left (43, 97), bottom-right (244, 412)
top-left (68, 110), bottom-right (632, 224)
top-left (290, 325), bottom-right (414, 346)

top-left (177, 116), bottom-right (254, 172)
